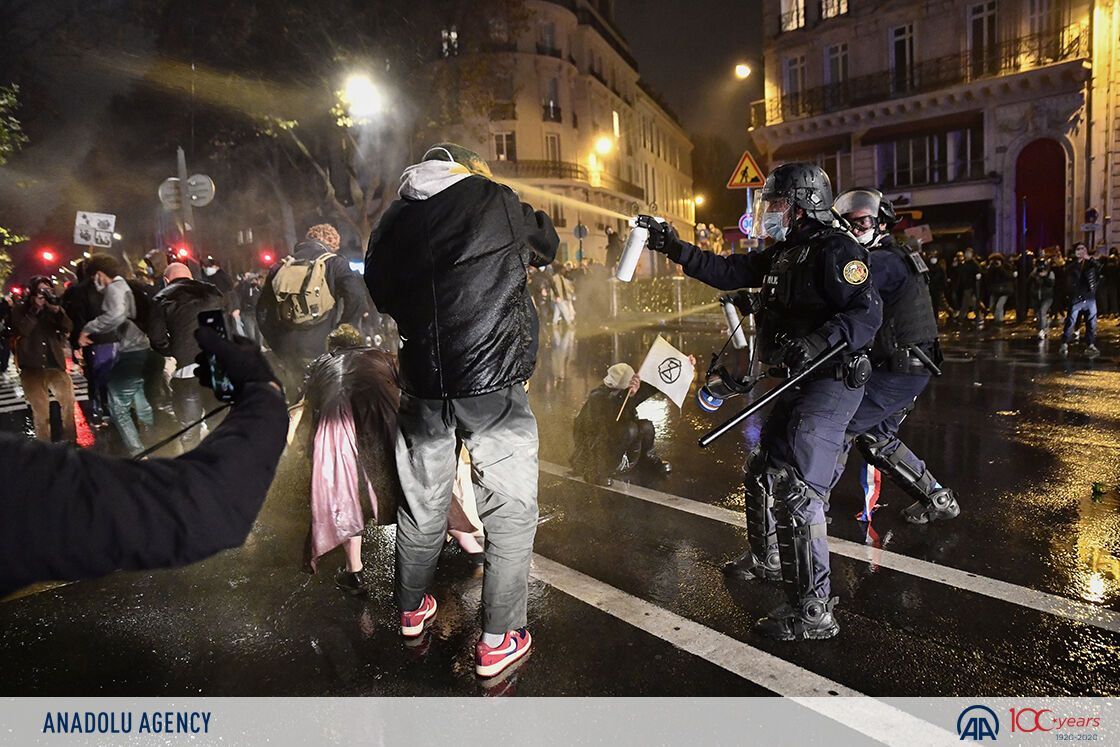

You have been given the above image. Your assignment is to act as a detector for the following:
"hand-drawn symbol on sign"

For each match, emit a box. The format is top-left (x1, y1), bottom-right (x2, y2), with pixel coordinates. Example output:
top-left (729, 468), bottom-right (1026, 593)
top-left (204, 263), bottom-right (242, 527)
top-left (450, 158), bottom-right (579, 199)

top-left (658, 357), bottom-right (682, 384)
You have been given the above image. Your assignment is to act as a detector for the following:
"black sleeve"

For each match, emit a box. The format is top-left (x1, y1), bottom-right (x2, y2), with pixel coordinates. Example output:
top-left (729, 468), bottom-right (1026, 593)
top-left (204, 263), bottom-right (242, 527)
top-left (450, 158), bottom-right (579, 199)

top-left (519, 202), bottom-right (559, 267)
top-left (365, 201), bottom-right (405, 316)
top-left (147, 300), bottom-right (172, 357)
top-left (255, 271), bottom-right (282, 348)
top-left (815, 236), bottom-right (883, 351)
top-left (329, 256), bottom-right (369, 327)
top-left (0, 383), bottom-right (288, 595)
top-left (676, 242), bottom-right (770, 290)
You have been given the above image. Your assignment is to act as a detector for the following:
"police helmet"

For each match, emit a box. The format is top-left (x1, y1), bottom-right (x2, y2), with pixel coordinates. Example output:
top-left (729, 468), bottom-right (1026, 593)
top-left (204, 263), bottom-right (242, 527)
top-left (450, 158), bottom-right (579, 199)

top-left (758, 162), bottom-right (835, 224)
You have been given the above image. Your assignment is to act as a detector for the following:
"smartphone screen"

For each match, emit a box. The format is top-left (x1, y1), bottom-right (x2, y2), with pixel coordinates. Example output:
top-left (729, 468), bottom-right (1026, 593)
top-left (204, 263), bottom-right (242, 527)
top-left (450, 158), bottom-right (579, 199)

top-left (196, 310), bottom-right (236, 402)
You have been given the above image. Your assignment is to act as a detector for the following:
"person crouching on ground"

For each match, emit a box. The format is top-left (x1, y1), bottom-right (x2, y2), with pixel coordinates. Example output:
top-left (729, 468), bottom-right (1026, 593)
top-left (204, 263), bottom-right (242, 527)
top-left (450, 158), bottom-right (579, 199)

top-left (365, 142), bottom-right (558, 679)
top-left (571, 363), bottom-right (672, 487)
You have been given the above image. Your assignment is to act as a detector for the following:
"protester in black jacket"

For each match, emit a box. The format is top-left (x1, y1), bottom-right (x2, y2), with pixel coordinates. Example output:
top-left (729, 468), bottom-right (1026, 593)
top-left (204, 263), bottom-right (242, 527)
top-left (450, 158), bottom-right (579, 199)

top-left (148, 262), bottom-right (226, 448)
top-left (0, 327), bottom-right (287, 596)
top-left (365, 143), bottom-right (557, 679)
top-left (1060, 243), bottom-right (1101, 356)
top-left (257, 224), bottom-right (368, 394)
top-left (985, 253), bottom-right (1014, 324)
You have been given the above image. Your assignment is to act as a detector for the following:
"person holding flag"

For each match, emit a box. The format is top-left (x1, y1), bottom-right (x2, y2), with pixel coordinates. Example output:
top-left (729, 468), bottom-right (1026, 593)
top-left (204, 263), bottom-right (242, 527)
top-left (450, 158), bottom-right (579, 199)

top-left (639, 163), bottom-right (882, 642)
top-left (571, 338), bottom-right (695, 486)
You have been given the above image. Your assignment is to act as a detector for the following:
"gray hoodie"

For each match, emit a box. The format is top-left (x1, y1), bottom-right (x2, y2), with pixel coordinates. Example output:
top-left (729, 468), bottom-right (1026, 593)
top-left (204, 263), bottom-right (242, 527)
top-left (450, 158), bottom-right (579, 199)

top-left (83, 276), bottom-right (150, 353)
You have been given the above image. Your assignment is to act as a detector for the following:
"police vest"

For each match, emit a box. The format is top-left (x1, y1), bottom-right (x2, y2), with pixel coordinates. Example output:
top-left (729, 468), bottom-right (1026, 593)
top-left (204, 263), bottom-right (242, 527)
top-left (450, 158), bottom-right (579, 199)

top-left (756, 227), bottom-right (849, 364)
top-left (870, 241), bottom-right (939, 366)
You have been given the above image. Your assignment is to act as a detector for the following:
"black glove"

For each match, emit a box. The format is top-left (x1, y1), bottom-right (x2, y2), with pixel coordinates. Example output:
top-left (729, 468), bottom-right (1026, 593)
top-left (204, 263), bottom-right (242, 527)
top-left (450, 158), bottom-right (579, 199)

top-left (637, 215), bottom-right (682, 261)
top-left (780, 332), bottom-right (830, 375)
top-left (721, 290), bottom-right (759, 317)
top-left (194, 327), bottom-right (280, 397)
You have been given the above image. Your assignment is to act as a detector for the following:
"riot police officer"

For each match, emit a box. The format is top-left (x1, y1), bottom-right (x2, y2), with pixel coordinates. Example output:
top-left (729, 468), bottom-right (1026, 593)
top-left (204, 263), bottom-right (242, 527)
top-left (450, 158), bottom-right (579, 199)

top-left (832, 188), bottom-right (960, 524)
top-left (641, 163), bottom-right (882, 641)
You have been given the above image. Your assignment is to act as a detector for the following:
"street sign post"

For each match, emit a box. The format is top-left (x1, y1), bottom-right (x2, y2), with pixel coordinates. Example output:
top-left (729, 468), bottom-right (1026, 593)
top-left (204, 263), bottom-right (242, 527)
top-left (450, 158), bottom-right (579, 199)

top-left (739, 212), bottom-right (753, 236)
top-left (727, 151), bottom-right (765, 190)
top-left (73, 211), bottom-right (116, 248)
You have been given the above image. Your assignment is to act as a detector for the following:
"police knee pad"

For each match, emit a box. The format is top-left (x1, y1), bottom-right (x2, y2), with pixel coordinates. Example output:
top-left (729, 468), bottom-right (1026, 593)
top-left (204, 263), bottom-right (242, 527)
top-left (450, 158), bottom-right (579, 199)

top-left (771, 466), bottom-right (820, 518)
top-left (855, 433), bottom-right (894, 466)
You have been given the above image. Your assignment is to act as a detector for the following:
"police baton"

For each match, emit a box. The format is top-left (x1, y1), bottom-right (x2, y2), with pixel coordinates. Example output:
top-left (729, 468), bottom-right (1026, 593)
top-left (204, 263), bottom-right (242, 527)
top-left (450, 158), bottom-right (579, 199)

top-left (907, 344), bottom-right (942, 377)
top-left (698, 341), bottom-right (847, 448)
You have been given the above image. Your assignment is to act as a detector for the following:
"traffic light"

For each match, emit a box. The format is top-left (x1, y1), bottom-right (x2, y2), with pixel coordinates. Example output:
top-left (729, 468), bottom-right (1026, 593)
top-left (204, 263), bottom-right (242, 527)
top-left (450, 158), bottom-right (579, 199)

top-left (175, 245), bottom-right (190, 260)
top-left (260, 249), bottom-right (275, 265)
top-left (39, 249), bottom-right (57, 263)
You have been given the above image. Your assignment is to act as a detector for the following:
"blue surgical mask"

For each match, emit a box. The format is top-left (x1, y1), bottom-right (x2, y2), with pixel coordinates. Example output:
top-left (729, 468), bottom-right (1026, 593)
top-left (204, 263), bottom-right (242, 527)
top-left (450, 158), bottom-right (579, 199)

top-left (762, 212), bottom-right (788, 242)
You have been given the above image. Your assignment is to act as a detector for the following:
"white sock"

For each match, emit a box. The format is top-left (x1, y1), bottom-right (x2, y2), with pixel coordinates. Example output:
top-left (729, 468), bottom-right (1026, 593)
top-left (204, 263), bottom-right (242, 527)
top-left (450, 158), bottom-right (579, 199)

top-left (482, 632), bottom-right (505, 647)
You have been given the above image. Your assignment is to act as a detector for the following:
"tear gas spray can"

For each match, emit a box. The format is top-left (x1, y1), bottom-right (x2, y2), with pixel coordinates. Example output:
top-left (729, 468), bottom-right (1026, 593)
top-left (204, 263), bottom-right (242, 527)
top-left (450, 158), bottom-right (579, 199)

top-left (614, 217), bottom-right (661, 282)
top-left (722, 299), bottom-right (749, 350)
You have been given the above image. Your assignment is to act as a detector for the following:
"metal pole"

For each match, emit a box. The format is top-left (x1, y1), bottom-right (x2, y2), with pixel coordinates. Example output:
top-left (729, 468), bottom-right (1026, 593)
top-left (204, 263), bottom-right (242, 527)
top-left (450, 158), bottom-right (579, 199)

top-left (177, 146), bottom-right (195, 242)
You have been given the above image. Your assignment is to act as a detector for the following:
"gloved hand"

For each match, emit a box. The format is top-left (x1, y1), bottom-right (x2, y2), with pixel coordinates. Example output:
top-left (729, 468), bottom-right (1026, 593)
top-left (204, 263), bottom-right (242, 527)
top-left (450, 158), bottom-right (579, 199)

top-left (637, 215), bottom-right (682, 261)
top-left (194, 327), bottom-right (281, 397)
top-left (780, 332), bottom-right (830, 375)
top-left (721, 290), bottom-right (758, 317)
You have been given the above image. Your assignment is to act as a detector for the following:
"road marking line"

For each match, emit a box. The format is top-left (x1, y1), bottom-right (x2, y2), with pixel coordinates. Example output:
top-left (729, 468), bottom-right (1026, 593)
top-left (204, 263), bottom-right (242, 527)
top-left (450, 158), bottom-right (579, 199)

top-left (530, 554), bottom-right (953, 746)
top-left (539, 461), bottom-right (1120, 635)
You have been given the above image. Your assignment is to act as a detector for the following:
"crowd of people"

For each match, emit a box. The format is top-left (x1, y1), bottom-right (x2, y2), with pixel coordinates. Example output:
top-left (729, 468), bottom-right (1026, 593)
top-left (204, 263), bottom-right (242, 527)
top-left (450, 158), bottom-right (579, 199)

top-left (923, 242), bottom-right (1116, 354)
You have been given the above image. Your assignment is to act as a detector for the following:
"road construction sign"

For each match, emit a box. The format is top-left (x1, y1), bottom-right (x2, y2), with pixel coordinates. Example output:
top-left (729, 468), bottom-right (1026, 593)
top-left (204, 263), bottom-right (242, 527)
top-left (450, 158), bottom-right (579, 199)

top-left (727, 151), bottom-right (765, 189)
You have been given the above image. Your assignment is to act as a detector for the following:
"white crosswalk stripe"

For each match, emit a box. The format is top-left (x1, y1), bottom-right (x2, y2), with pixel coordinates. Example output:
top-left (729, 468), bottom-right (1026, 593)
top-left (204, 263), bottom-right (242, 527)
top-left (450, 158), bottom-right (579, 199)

top-left (0, 368), bottom-right (89, 415)
top-left (539, 461), bottom-right (1120, 635)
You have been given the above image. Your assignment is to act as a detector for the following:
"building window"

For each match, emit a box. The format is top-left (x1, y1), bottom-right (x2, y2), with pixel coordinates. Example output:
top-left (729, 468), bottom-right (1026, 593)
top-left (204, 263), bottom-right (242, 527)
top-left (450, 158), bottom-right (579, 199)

top-left (969, 2), bottom-right (998, 78)
top-left (493, 132), bottom-right (517, 162)
top-left (1027, 0), bottom-right (1065, 63)
top-left (612, 110), bottom-right (620, 138)
top-left (816, 150), bottom-right (852, 193)
top-left (783, 54), bottom-right (807, 116)
top-left (890, 24), bottom-right (916, 94)
top-left (550, 200), bottom-right (566, 227)
top-left (825, 43), bottom-right (848, 84)
top-left (440, 27), bottom-right (459, 58)
top-left (821, 0), bottom-right (848, 19)
top-left (879, 124), bottom-right (984, 188)
top-left (780, 0), bottom-right (806, 32)
top-left (489, 18), bottom-right (508, 43)
top-left (545, 133), bottom-right (561, 162)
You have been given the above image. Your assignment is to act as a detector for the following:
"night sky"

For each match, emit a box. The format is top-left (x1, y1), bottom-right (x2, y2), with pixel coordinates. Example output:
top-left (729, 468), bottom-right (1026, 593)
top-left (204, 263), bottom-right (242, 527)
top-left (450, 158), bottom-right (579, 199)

top-left (615, 0), bottom-right (764, 147)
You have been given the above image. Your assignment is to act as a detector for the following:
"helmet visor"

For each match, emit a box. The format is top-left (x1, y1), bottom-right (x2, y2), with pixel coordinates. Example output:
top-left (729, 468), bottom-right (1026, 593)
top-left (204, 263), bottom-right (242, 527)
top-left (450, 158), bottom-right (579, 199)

top-left (750, 194), bottom-right (792, 240)
top-left (833, 189), bottom-right (882, 220)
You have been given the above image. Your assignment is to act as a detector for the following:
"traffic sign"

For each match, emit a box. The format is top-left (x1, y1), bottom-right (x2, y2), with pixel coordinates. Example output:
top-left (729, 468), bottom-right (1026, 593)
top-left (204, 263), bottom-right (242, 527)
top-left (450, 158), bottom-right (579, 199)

top-left (159, 178), bottom-right (182, 210)
top-left (159, 174), bottom-right (216, 211)
top-left (739, 212), bottom-right (753, 235)
top-left (74, 211), bottom-right (116, 248)
top-left (727, 151), bottom-right (765, 190)
top-left (904, 224), bottom-right (933, 244)
top-left (1082, 223), bottom-right (1102, 233)
top-left (573, 223), bottom-right (589, 239)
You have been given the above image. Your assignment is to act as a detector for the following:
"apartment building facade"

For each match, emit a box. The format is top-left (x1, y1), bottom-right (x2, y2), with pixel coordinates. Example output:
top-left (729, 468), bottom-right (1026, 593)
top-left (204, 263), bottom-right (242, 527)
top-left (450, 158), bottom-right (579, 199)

top-left (419, 0), bottom-right (695, 265)
top-left (748, 0), bottom-right (1120, 255)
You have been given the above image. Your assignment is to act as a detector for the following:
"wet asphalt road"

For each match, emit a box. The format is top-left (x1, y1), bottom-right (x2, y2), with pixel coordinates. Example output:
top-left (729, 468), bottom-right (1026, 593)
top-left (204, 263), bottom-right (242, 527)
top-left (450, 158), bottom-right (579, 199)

top-left (1, 315), bottom-right (1119, 699)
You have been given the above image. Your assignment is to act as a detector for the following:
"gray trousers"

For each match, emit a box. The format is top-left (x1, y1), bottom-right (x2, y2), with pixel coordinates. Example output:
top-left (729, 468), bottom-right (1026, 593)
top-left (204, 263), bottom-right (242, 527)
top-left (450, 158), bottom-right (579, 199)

top-left (394, 384), bottom-right (539, 634)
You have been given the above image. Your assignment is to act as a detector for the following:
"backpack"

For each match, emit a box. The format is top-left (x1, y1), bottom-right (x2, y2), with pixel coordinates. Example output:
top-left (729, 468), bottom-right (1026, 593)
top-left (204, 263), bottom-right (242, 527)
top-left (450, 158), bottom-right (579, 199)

top-left (271, 253), bottom-right (337, 326)
top-left (125, 278), bottom-right (155, 332)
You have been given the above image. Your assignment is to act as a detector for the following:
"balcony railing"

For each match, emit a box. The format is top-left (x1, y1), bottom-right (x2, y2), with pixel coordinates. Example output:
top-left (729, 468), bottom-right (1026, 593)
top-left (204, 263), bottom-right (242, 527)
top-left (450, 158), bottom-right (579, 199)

top-left (536, 43), bottom-right (562, 58)
top-left (590, 68), bottom-right (608, 86)
top-left (542, 103), bottom-right (563, 123)
top-left (490, 160), bottom-right (645, 200)
top-left (489, 102), bottom-right (517, 121)
top-left (756, 28), bottom-right (1086, 126)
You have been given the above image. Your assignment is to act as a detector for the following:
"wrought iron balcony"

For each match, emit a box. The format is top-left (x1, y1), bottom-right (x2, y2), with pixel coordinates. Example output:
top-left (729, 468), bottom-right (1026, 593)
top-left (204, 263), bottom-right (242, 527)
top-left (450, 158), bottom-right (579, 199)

top-left (490, 160), bottom-right (645, 200)
top-left (536, 43), bottom-right (563, 59)
top-left (756, 28), bottom-right (1086, 127)
top-left (542, 103), bottom-right (563, 123)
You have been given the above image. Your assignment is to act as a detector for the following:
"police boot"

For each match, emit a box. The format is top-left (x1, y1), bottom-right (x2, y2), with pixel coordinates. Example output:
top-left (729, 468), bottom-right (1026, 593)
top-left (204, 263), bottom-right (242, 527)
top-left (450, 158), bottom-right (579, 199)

top-left (724, 450), bottom-right (780, 582)
top-left (755, 596), bottom-right (839, 641)
top-left (901, 487), bottom-right (960, 525)
top-left (755, 471), bottom-right (838, 641)
top-left (856, 435), bottom-right (960, 525)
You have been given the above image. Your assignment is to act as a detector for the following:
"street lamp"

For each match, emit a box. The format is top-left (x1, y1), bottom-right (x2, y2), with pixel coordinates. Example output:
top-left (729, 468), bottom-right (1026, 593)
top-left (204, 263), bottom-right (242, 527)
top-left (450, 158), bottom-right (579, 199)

top-left (343, 74), bottom-right (382, 120)
top-left (734, 63), bottom-right (752, 80)
top-left (694, 195), bottom-right (706, 207)
top-left (594, 135), bottom-right (614, 156)
top-left (39, 249), bottom-right (56, 263)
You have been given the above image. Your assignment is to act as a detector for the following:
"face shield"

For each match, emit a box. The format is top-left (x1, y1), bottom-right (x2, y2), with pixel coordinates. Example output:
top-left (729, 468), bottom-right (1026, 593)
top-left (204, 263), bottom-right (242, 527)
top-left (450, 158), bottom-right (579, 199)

top-left (833, 189), bottom-right (883, 246)
top-left (750, 194), bottom-right (792, 242)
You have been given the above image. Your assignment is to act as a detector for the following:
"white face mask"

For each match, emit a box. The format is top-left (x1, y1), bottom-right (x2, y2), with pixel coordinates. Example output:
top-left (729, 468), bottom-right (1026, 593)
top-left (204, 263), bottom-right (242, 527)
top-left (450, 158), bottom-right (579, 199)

top-left (93, 276), bottom-right (107, 292)
top-left (855, 230), bottom-right (877, 246)
top-left (762, 212), bottom-right (788, 242)
top-left (203, 266), bottom-right (218, 276)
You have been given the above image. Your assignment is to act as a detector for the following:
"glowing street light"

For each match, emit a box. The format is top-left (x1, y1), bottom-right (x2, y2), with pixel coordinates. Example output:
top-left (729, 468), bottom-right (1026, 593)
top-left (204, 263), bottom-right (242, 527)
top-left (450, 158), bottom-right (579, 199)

top-left (343, 74), bottom-right (383, 120)
top-left (594, 135), bottom-right (614, 156)
top-left (40, 249), bottom-right (57, 263)
top-left (112, 232), bottom-right (122, 241)
top-left (735, 63), bottom-right (752, 80)
top-left (694, 195), bottom-right (706, 207)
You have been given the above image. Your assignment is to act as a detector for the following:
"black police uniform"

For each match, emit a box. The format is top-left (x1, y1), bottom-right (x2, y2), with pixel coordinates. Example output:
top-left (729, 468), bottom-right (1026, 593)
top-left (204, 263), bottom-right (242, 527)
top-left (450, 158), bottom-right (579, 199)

top-left (657, 219), bottom-right (882, 639)
top-left (831, 238), bottom-right (960, 524)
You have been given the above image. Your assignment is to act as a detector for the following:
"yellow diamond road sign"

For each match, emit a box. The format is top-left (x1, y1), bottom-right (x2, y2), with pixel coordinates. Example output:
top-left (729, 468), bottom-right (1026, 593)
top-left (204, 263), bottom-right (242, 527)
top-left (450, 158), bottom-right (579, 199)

top-left (727, 151), bottom-right (765, 189)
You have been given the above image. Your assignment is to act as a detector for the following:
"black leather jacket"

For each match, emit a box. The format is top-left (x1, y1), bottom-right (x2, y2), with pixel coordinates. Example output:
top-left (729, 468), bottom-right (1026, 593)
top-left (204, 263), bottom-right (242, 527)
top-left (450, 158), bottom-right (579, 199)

top-left (1065, 259), bottom-right (1100, 302)
top-left (149, 278), bottom-right (225, 369)
top-left (365, 176), bottom-right (559, 399)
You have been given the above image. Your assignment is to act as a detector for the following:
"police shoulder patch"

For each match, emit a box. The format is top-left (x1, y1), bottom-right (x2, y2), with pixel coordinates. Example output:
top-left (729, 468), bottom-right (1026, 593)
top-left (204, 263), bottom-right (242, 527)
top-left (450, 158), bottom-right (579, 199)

top-left (843, 260), bottom-right (869, 285)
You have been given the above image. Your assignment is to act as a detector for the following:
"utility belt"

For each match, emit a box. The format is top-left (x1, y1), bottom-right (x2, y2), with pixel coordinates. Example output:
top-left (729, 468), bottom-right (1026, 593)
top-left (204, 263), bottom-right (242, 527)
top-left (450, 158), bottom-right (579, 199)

top-left (770, 350), bottom-right (872, 390)
top-left (873, 340), bottom-right (942, 375)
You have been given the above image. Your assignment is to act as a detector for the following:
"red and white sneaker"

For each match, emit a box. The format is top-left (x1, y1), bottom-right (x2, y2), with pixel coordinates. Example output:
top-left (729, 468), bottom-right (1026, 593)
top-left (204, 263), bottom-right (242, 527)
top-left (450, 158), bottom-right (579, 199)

top-left (475, 628), bottom-right (532, 678)
top-left (400, 594), bottom-right (437, 638)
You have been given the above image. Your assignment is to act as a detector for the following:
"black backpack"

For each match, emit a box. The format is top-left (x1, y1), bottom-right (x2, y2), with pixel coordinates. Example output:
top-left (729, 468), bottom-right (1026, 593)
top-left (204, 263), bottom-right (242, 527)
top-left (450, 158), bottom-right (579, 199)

top-left (126, 278), bottom-right (156, 332)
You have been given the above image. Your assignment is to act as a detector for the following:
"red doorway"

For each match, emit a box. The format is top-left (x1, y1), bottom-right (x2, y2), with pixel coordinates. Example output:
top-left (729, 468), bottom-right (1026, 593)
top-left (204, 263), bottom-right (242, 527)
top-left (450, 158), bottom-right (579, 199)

top-left (1015, 138), bottom-right (1065, 253)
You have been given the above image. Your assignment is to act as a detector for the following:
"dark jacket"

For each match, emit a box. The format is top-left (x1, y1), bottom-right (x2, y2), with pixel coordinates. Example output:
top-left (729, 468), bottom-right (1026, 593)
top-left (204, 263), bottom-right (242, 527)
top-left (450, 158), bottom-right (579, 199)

top-left (0, 382), bottom-right (287, 596)
top-left (1065, 259), bottom-right (1100, 302)
top-left (60, 278), bottom-right (110, 348)
top-left (257, 240), bottom-right (369, 361)
top-left (11, 302), bottom-right (72, 370)
top-left (1029, 267), bottom-right (1056, 302)
top-left (571, 382), bottom-right (655, 477)
top-left (148, 278), bottom-right (225, 369)
top-left (985, 261), bottom-right (1014, 297)
top-left (365, 176), bottom-right (559, 398)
